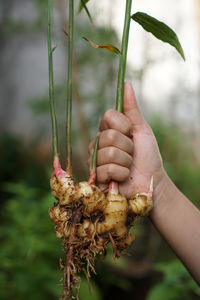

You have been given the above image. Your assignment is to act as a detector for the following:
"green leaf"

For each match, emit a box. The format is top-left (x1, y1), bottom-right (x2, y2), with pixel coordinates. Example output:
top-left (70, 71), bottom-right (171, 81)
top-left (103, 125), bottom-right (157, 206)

top-left (79, 0), bottom-right (93, 24)
top-left (78, 0), bottom-right (90, 12)
top-left (83, 37), bottom-right (121, 55)
top-left (131, 12), bottom-right (185, 60)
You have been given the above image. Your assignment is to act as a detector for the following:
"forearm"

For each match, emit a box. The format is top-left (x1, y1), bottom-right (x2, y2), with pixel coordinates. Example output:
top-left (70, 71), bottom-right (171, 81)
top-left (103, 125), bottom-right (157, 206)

top-left (150, 171), bottom-right (200, 284)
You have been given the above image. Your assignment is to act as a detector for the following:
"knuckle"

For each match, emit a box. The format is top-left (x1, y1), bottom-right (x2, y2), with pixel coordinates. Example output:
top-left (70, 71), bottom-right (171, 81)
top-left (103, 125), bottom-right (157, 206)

top-left (107, 129), bottom-right (117, 143)
top-left (97, 166), bottom-right (108, 183)
top-left (104, 109), bottom-right (115, 122)
top-left (107, 164), bottom-right (115, 178)
top-left (107, 147), bottom-right (116, 160)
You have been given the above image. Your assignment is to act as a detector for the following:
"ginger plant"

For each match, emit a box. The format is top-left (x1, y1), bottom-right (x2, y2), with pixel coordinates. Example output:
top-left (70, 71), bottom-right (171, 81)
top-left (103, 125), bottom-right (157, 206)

top-left (48, 0), bottom-right (185, 299)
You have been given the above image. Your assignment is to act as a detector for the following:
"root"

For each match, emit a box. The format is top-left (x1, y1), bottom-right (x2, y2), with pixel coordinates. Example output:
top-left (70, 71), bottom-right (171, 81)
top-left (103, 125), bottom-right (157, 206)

top-left (109, 232), bottom-right (119, 263)
top-left (61, 225), bottom-right (78, 300)
top-left (82, 268), bottom-right (92, 295)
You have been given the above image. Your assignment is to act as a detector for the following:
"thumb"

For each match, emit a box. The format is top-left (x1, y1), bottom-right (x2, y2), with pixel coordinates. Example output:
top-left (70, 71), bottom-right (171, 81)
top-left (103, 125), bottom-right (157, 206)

top-left (123, 82), bottom-right (147, 129)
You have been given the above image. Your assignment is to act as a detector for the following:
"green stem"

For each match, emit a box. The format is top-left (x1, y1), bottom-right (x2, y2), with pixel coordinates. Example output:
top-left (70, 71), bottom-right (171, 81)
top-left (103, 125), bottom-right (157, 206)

top-left (88, 136), bottom-right (99, 185)
top-left (109, 0), bottom-right (132, 194)
top-left (92, 136), bottom-right (99, 171)
top-left (116, 0), bottom-right (132, 112)
top-left (48, 0), bottom-right (59, 158)
top-left (66, 0), bottom-right (74, 176)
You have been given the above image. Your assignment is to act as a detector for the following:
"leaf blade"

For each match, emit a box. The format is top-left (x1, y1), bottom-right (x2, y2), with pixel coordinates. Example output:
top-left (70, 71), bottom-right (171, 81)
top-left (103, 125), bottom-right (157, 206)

top-left (131, 12), bottom-right (185, 60)
top-left (79, 0), bottom-right (93, 24)
top-left (78, 0), bottom-right (90, 12)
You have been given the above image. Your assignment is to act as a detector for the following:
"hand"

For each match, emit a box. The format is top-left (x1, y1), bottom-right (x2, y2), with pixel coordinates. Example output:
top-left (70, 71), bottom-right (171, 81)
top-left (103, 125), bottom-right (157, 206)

top-left (89, 82), bottom-right (165, 199)
top-left (89, 83), bottom-right (200, 284)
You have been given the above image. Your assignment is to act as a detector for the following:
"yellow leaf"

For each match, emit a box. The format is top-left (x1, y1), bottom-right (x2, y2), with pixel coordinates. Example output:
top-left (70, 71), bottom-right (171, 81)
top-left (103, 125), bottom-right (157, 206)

top-left (83, 37), bottom-right (121, 55)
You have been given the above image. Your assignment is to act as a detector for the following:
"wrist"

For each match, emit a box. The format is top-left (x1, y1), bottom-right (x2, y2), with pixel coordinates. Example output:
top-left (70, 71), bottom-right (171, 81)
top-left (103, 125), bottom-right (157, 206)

top-left (150, 168), bottom-right (171, 220)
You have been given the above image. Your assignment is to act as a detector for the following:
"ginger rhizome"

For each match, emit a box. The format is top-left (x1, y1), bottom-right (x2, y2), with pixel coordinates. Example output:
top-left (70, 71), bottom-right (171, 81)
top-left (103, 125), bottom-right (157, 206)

top-left (49, 156), bottom-right (153, 299)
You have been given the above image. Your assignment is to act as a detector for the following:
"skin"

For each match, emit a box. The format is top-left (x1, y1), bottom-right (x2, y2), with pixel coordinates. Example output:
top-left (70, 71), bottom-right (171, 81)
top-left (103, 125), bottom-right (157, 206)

top-left (88, 82), bottom-right (200, 285)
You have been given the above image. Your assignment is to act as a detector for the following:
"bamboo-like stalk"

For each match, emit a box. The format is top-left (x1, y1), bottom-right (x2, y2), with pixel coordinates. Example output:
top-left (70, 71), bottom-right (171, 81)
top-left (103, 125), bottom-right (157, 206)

top-left (110, 0), bottom-right (132, 194)
top-left (116, 0), bottom-right (132, 112)
top-left (66, 0), bottom-right (74, 176)
top-left (57, 0), bottom-right (90, 175)
top-left (48, 0), bottom-right (59, 160)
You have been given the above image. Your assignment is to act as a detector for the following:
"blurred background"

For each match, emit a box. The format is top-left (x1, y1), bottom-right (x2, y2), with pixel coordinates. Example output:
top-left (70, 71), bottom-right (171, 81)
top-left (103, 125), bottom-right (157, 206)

top-left (0, 0), bottom-right (200, 299)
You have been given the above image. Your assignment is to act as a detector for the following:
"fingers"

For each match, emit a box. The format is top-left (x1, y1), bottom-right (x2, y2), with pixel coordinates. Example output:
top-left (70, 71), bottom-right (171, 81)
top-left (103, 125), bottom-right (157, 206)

top-left (97, 164), bottom-right (130, 184)
top-left (88, 130), bottom-right (133, 184)
top-left (88, 132), bottom-right (133, 173)
top-left (99, 109), bottom-right (132, 135)
top-left (99, 129), bottom-right (133, 154)
top-left (88, 82), bottom-right (148, 186)
top-left (123, 82), bottom-right (148, 130)
top-left (97, 147), bottom-right (133, 168)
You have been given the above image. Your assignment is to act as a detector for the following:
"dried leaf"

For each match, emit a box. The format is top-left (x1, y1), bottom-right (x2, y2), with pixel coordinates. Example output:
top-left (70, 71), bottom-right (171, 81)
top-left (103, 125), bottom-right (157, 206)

top-left (83, 37), bottom-right (121, 55)
top-left (131, 12), bottom-right (185, 60)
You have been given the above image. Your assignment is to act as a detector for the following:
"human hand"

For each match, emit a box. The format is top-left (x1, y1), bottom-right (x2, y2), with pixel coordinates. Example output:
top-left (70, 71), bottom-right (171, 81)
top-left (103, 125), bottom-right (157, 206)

top-left (88, 82), bottom-right (165, 199)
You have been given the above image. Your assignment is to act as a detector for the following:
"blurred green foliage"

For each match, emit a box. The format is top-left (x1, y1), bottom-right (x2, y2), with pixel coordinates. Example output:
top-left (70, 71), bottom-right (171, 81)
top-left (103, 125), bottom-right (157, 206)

top-left (147, 260), bottom-right (200, 300)
top-left (152, 117), bottom-right (200, 208)
top-left (0, 183), bottom-right (61, 299)
top-left (0, 181), bottom-right (101, 300)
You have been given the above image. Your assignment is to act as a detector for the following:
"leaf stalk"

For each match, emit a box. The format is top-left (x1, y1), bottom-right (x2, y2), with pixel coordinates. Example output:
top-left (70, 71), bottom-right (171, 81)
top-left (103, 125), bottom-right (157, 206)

top-left (88, 136), bottom-right (99, 184)
top-left (109, 0), bottom-right (132, 194)
top-left (116, 0), bottom-right (132, 113)
top-left (48, 0), bottom-right (59, 159)
top-left (91, 136), bottom-right (99, 172)
top-left (66, 0), bottom-right (74, 176)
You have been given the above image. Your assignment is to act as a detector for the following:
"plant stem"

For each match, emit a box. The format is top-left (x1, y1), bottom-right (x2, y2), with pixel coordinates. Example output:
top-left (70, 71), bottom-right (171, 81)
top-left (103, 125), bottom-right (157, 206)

top-left (110, 0), bottom-right (132, 194)
top-left (91, 136), bottom-right (99, 172)
top-left (116, 0), bottom-right (132, 113)
top-left (48, 0), bottom-right (59, 159)
top-left (66, 0), bottom-right (74, 176)
top-left (88, 136), bottom-right (99, 184)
